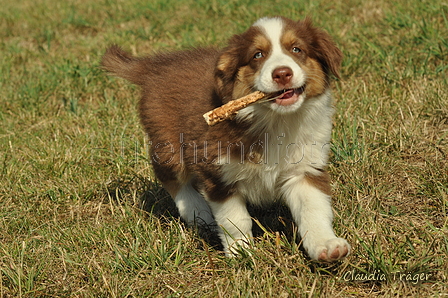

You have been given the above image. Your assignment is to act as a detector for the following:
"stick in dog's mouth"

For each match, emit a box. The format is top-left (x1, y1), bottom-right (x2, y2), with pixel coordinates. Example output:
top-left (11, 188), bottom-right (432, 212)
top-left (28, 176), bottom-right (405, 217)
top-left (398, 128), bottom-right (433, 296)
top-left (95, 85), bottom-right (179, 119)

top-left (267, 85), bottom-right (306, 101)
top-left (203, 86), bottom-right (306, 126)
top-left (203, 91), bottom-right (265, 126)
top-left (254, 85), bottom-right (306, 104)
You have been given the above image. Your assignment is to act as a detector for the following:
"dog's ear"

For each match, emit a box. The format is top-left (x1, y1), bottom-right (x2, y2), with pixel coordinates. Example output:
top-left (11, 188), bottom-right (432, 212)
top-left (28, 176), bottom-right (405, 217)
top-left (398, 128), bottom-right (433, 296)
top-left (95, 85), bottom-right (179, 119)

top-left (215, 35), bottom-right (244, 101)
top-left (301, 18), bottom-right (343, 79)
top-left (215, 51), bottom-right (236, 91)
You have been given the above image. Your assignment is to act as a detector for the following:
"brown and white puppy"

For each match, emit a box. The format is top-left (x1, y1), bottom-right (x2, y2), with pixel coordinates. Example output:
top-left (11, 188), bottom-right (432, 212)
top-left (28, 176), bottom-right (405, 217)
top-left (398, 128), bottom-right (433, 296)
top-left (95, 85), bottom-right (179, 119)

top-left (101, 16), bottom-right (350, 261)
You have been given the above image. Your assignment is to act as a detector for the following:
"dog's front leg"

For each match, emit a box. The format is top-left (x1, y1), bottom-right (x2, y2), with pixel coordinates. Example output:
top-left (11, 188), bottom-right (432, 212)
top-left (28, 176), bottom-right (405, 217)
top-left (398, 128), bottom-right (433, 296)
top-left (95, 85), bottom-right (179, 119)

top-left (282, 173), bottom-right (350, 261)
top-left (207, 194), bottom-right (253, 256)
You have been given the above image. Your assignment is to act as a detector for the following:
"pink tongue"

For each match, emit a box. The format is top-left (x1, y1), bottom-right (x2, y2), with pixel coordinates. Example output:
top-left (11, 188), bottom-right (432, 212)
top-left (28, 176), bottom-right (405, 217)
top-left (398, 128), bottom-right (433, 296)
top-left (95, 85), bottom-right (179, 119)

top-left (275, 89), bottom-right (299, 106)
top-left (279, 89), bottom-right (295, 99)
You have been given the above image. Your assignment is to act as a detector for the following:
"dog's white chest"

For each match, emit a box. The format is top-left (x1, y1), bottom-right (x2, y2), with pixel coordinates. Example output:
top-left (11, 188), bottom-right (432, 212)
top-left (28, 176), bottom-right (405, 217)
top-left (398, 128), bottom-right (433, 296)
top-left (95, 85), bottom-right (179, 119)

top-left (220, 160), bottom-right (286, 205)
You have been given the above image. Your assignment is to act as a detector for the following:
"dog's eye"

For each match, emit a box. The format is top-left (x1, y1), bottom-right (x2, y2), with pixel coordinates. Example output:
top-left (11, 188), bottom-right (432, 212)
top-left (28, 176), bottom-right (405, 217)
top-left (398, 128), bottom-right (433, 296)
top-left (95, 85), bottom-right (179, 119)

top-left (292, 47), bottom-right (302, 53)
top-left (253, 52), bottom-right (264, 59)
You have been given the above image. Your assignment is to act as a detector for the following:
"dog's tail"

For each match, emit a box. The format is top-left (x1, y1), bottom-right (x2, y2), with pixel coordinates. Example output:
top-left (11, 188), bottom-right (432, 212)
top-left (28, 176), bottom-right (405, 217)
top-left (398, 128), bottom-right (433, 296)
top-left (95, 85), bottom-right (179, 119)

top-left (101, 45), bottom-right (146, 86)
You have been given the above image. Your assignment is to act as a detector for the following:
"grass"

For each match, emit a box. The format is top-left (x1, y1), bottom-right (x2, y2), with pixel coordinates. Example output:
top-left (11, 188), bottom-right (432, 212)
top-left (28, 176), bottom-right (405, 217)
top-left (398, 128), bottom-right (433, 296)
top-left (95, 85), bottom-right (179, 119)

top-left (0, 0), bottom-right (447, 296)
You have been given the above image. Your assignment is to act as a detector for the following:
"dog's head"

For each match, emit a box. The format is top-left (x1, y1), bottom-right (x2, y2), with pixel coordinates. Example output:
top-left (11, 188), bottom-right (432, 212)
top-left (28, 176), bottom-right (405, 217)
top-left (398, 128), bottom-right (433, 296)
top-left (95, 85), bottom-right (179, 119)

top-left (215, 17), bottom-right (342, 114)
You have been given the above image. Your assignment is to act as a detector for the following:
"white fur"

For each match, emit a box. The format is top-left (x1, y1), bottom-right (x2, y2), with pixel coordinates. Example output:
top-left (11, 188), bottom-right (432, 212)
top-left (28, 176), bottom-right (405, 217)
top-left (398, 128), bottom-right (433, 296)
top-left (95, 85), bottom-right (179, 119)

top-left (207, 194), bottom-right (253, 256)
top-left (174, 182), bottom-right (215, 227)
top-left (218, 90), bottom-right (350, 258)
top-left (282, 174), bottom-right (348, 260)
top-left (227, 92), bottom-right (334, 203)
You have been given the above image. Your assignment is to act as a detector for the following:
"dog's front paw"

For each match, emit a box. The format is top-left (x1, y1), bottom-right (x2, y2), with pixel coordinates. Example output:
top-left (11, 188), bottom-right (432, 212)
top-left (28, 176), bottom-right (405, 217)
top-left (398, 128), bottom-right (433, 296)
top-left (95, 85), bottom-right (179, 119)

top-left (309, 238), bottom-right (351, 262)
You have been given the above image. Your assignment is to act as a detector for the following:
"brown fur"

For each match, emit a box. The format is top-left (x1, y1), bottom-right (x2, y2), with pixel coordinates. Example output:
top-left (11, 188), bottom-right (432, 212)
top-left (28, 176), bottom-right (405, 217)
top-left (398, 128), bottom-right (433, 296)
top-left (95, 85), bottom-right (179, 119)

top-left (304, 170), bottom-right (332, 196)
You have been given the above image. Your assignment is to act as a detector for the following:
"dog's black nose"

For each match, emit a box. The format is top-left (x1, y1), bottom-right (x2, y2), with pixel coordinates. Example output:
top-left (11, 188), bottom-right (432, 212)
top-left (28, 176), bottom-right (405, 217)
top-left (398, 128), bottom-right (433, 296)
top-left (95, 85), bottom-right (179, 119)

top-left (272, 67), bottom-right (293, 87)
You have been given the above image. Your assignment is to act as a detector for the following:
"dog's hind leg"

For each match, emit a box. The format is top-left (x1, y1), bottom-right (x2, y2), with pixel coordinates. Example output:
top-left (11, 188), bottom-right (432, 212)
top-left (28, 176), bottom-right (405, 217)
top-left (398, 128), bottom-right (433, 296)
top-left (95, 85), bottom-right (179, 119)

top-left (166, 181), bottom-right (216, 228)
top-left (207, 194), bottom-right (253, 256)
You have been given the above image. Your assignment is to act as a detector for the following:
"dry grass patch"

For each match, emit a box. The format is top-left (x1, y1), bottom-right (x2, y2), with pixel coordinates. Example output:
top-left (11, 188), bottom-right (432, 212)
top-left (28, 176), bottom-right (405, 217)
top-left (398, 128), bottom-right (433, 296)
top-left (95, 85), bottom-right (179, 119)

top-left (1, 0), bottom-right (447, 296)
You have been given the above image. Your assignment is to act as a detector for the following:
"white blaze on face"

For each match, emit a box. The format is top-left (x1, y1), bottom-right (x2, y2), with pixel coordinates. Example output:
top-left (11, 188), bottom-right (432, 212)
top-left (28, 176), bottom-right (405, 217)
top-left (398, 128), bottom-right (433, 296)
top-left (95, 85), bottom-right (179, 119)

top-left (253, 17), bottom-right (306, 93)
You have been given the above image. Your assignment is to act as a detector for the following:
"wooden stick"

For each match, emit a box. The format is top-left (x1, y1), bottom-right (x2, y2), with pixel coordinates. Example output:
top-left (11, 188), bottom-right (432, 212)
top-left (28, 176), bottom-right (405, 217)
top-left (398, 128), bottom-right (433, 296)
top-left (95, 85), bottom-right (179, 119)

top-left (203, 91), bottom-right (266, 126)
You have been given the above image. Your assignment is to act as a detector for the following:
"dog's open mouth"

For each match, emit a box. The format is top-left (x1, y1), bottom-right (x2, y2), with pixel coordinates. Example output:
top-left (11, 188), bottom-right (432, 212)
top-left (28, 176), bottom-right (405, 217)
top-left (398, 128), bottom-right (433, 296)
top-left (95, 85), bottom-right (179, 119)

top-left (269, 86), bottom-right (305, 106)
